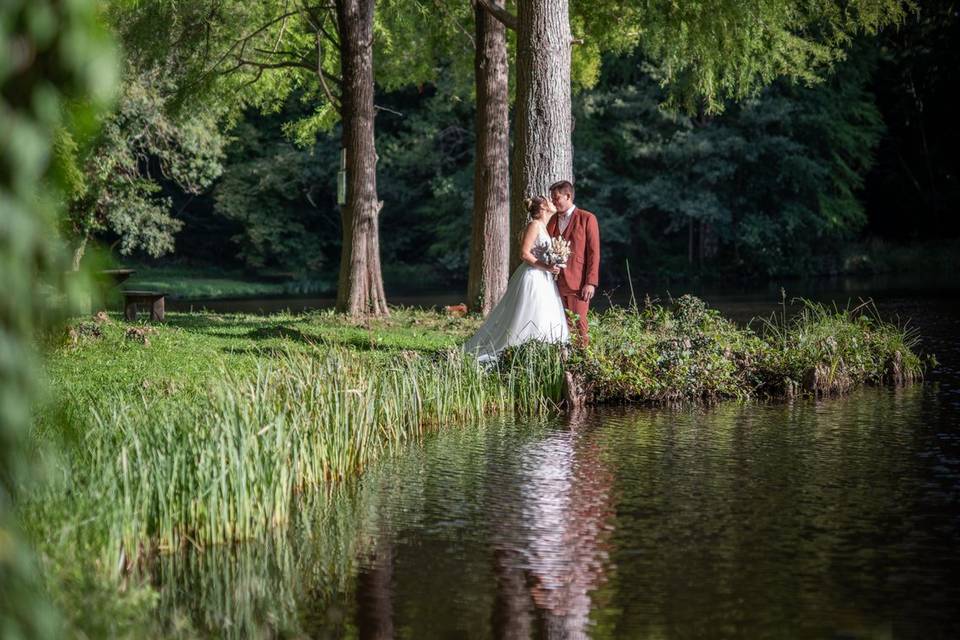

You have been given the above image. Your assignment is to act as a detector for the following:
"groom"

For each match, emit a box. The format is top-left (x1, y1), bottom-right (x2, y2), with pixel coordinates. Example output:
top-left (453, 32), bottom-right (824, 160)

top-left (547, 180), bottom-right (600, 346)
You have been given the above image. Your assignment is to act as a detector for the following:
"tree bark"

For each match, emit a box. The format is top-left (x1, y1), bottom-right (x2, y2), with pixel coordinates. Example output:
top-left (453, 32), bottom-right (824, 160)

top-left (335, 0), bottom-right (389, 316)
top-left (510, 0), bottom-right (573, 269)
top-left (71, 235), bottom-right (88, 271)
top-left (467, 0), bottom-right (510, 315)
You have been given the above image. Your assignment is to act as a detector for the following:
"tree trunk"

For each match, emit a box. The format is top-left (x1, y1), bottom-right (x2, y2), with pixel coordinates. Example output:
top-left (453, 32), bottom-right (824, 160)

top-left (510, 0), bottom-right (573, 270)
top-left (467, 0), bottom-right (510, 315)
top-left (335, 0), bottom-right (389, 316)
top-left (71, 235), bottom-right (88, 271)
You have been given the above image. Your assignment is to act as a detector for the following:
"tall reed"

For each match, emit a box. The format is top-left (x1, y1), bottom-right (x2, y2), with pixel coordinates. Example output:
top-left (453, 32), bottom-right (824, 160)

top-left (34, 344), bottom-right (564, 571)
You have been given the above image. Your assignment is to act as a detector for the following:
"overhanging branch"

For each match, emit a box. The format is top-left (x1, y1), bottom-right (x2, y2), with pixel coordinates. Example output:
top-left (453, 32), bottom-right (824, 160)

top-left (475, 0), bottom-right (516, 31)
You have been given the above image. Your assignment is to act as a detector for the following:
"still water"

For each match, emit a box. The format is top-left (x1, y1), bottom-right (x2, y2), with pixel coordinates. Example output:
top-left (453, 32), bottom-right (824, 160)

top-left (156, 286), bottom-right (960, 639)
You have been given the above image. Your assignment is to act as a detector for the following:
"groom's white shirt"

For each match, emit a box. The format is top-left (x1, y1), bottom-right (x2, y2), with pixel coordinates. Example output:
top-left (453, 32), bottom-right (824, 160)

top-left (558, 204), bottom-right (575, 234)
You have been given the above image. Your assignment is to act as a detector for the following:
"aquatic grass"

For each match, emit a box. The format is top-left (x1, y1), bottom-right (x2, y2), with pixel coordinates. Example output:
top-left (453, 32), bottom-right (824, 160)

top-left (751, 297), bottom-right (925, 396)
top-left (574, 295), bottom-right (928, 403)
top-left (28, 344), bottom-right (565, 572)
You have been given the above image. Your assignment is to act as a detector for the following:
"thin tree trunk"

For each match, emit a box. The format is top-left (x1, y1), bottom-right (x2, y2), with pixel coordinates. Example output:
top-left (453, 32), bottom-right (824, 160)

top-left (698, 219), bottom-right (704, 270)
top-left (510, 0), bottom-right (573, 269)
top-left (335, 0), bottom-right (389, 316)
top-left (71, 235), bottom-right (88, 271)
top-left (467, 0), bottom-right (510, 315)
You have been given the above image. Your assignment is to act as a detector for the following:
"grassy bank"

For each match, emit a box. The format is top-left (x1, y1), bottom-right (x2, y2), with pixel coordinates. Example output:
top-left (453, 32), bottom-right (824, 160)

top-left (25, 297), bottom-right (927, 636)
top-left (121, 263), bottom-right (334, 299)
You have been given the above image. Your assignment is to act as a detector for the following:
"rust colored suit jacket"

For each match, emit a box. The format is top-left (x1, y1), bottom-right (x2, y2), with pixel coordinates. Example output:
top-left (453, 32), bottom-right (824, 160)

top-left (547, 207), bottom-right (600, 293)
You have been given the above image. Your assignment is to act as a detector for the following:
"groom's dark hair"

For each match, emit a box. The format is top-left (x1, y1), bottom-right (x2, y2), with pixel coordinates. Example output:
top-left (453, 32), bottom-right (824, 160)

top-left (549, 180), bottom-right (574, 198)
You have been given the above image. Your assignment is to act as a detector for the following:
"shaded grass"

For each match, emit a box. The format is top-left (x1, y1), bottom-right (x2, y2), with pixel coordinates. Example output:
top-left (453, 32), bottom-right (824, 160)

top-left (46, 307), bottom-right (482, 401)
top-left (122, 263), bottom-right (334, 299)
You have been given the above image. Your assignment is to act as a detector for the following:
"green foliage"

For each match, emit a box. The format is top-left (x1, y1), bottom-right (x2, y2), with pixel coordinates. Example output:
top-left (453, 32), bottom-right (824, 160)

top-left (751, 297), bottom-right (924, 395)
top-left (574, 47), bottom-right (884, 276)
top-left (59, 66), bottom-right (227, 263)
top-left (213, 83), bottom-right (474, 284)
top-left (1, 0), bottom-right (117, 636)
top-left (577, 295), bottom-right (760, 402)
top-left (214, 114), bottom-right (338, 273)
top-left (113, 0), bottom-right (477, 138)
top-left (188, 41), bottom-right (889, 282)
top-left (578, 0), bottom-right (907, 113)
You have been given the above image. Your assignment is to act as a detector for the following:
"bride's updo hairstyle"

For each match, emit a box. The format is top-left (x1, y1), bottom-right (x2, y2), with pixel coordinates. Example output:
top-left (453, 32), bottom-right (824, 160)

top-left (524, 195), bottom-right (549, 220)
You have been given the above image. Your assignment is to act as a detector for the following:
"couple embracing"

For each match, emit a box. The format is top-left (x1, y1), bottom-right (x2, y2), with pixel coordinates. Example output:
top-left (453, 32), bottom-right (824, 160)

top-left (465, 180), bottom-right (600, 362)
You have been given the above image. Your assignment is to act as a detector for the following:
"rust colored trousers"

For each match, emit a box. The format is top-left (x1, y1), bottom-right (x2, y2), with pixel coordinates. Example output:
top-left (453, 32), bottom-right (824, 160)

top-left (558, 283), bottom-right (590, 347)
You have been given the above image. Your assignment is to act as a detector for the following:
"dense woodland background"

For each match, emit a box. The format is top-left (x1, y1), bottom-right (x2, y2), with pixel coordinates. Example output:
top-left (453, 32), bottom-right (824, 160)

top-left (63, 1), bottom-right (959, 293)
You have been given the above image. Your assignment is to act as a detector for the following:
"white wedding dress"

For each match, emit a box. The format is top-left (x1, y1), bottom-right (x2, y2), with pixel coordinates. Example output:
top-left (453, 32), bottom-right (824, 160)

top-left (464, 222), bottom-right (569, 363)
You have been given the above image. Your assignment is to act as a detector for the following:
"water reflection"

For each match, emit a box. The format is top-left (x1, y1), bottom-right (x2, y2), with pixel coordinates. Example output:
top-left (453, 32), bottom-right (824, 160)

top-left (150, 295), bottom-right (960, 638)
top-left (491, 411), bottom-right (615, 639)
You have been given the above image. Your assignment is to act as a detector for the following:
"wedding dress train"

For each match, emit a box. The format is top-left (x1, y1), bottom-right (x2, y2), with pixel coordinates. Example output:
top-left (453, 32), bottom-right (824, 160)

top-left (464, 223), bottom-right (569, 362)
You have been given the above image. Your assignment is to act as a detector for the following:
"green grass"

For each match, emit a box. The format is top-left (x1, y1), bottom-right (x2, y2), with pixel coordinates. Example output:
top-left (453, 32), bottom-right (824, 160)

top-left (120, 263), bottom-right (334, 299)
top-left (48, 307), bottom-right (481, 401)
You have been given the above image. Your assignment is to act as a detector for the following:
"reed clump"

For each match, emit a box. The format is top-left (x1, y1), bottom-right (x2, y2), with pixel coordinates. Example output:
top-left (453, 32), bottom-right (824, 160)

top-left (750, 297), bottom-right (925, 397)
top-left (28, 344), bottom-right (564, 571)
top-left (572, 295), bottom-right (928, 404)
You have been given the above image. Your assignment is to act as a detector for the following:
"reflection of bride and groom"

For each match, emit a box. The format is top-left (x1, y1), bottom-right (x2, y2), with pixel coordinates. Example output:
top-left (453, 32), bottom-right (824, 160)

top-left (354, 411), bottom-right (615, 639)
top-left (490, 410), bottom-right (615, 639)
top-left (464, 180), bottom-right (601, 361)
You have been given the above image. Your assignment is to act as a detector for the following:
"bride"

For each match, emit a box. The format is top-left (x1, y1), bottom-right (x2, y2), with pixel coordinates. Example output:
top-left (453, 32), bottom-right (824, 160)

top-left (464, 195), bottom-right (570, 362)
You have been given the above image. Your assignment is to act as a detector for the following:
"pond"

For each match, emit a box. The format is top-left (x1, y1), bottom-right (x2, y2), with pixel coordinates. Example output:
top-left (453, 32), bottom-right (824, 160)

top-left (154, 282), bottom-right (960, 638)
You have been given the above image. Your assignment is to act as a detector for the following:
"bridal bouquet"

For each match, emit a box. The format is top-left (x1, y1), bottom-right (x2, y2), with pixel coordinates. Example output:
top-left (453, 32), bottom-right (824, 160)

top-left (543, 236), bottom-right (571, 279)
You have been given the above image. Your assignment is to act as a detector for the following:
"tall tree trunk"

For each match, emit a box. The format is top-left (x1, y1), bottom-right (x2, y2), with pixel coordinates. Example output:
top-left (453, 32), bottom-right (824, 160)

top-left (335, 0), bottom-right (389, 316)
top-left (510, 0), bottom-right (573, 269)
top-left (467, 0), bottom-right (510, 315)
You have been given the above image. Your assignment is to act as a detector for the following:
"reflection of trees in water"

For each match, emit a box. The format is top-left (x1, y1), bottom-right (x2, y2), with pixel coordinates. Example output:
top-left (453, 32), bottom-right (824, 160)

top-left (592, 388), bottom-right (942, 637)
top-left (492, 410), bottom-right (616, 639)
top-left (355, 539), bottom-right (394, 640)
top-left (152, 487), bottom-right (381, 639)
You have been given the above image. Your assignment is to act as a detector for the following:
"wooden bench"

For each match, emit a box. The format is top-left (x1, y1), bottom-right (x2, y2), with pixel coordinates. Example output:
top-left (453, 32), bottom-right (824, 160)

top-left (122, 290), bottom-right (166, 322)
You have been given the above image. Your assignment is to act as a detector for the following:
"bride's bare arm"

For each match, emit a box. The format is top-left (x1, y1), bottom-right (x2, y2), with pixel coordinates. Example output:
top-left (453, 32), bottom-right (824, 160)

top-left (519, 222), bottom-right (556, 272)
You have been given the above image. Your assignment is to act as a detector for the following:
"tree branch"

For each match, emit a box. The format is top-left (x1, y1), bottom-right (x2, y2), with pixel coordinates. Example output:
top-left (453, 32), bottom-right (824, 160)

top-left (475, 0), bottom-right (516, 31)
top-left (223, 57), bottom-right (314, 75)
top-left (435, 0), bottom-right (474, 48)
top-left (315, 32), bottom-right (342, 110)
top-left (374, 104), bottom-right (403, 117)
top-left (204, 9), bottom-right (303, 76)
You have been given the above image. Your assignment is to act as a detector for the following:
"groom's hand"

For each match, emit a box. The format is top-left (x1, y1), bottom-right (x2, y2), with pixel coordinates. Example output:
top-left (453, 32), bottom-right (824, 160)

top-left (580, 284), bottom-right (595, 301)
